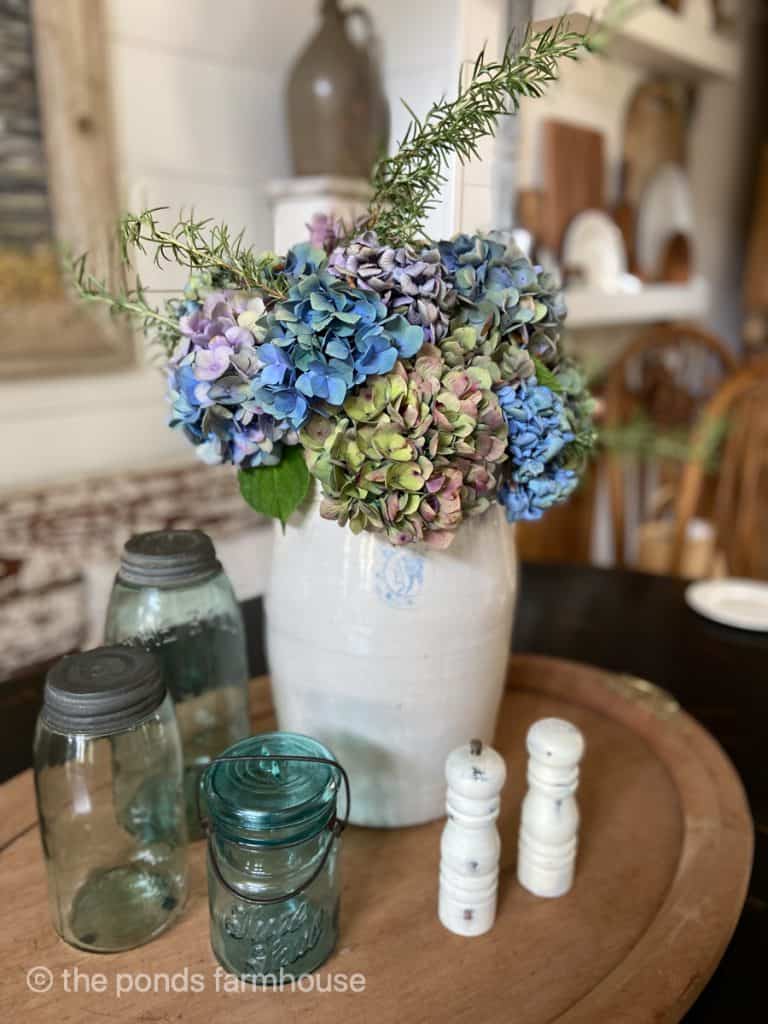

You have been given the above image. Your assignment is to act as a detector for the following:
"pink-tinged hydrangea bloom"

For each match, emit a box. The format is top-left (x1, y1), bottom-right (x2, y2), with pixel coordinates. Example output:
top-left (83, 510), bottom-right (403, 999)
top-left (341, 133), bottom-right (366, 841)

top-left (299, 339), bottom-right (508, 548)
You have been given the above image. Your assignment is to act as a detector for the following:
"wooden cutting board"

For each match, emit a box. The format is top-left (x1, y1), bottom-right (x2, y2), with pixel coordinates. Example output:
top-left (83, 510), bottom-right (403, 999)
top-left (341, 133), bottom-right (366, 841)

top-left (540, 120), bottom-right (605, 253)
top-left (622, 80), bottom-right (690, 207)
top-left (0, 655), bottom-right (752, 1023)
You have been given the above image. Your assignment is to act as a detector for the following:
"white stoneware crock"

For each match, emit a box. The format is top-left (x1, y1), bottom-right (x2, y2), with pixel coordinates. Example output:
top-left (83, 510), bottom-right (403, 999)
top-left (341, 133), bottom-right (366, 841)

top-left (266, 495), bottom-right (518, 827)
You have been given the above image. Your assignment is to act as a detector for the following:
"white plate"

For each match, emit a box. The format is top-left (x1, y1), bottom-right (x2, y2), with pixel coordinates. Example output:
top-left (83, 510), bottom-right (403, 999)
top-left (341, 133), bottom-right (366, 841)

top-left (685, 578), bottom-right (768, 631)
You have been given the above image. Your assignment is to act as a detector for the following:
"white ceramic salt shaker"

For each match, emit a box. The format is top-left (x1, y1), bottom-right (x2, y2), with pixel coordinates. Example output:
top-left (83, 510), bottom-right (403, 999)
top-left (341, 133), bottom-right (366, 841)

top-left (517, 717), bottom-right (585, 899)
top-left (438, 738), bottom-right (506, 937)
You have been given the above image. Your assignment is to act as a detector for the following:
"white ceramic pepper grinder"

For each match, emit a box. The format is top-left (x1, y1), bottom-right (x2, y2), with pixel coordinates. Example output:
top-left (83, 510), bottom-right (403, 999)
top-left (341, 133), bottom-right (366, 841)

top-left (517, 717), bottom-right (585, 899)
top-left (438, 738), bottom-right (506, 937)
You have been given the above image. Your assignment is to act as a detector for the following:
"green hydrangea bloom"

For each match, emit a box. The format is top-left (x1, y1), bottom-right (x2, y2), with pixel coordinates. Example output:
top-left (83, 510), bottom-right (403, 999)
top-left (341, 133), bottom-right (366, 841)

top-left (299, 344), bottom-right (508, 548)
top-left (439, 325), bottom-right (536, 387)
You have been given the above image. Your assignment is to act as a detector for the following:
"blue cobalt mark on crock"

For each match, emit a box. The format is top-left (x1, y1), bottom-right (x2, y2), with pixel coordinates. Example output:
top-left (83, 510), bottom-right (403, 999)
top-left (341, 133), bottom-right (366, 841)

top-left (374, 546), bottom-right (425, 609)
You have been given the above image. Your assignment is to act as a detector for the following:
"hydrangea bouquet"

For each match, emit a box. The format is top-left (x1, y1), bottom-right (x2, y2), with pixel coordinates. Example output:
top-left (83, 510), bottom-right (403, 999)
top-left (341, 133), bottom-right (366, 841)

top-left (75, 19), bottom-right (599, 550)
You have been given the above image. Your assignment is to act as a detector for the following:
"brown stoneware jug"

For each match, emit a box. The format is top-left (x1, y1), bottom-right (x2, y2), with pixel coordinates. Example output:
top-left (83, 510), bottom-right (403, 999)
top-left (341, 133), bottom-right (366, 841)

top-left (286, 0), bottom-right (389, 178)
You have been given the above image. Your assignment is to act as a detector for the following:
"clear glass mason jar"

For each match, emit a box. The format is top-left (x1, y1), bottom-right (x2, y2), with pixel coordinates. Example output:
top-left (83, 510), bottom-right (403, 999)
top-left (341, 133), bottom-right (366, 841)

top-left (202, 732), bottom-right (348, 981)
top-left (34, 646), bottom-right (188, 952)
top-left (105, 530), bottom-right (251, 836)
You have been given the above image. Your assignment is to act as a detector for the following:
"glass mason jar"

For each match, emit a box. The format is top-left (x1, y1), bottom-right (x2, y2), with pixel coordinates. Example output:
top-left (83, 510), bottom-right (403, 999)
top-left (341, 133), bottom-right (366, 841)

top-left (33, 646), bottom-right (188, 952)
top-left (105, 530), bottom-right (251, 836)
top-left (202, 732), bottom-right (348, 981)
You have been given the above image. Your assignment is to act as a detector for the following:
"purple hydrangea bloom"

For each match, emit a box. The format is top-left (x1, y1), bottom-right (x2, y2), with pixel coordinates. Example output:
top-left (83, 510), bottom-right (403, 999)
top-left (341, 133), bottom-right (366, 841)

top-left (167, 291), bottom-right (299, 468)
top-left (305, 213), bottom-right (347, 254)
top-left (194, 342), bottom-right (233, 381)
top-left (328, 231), bottom-right (456, 343)
top-left (230, 416), bottom-right (294, 467)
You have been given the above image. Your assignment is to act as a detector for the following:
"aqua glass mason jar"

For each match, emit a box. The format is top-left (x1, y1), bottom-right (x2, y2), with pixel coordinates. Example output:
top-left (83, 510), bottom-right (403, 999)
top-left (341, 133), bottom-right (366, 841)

top-left (201, 732), bottom-right (349, 981)
top-left (105, 530), bottom-right (251, 836)
top-left (33, 646), bottom-right (188, 952)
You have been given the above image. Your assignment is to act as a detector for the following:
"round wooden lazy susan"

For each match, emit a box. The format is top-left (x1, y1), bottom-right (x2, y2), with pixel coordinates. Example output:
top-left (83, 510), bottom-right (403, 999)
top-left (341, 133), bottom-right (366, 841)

top-left (0, 655), bottom-right (753, 1023)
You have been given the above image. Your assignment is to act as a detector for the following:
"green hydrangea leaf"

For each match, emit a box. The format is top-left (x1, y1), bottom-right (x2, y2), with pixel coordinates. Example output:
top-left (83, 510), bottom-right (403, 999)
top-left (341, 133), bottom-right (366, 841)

top-left (238, 446), bottom-right (310, 527)
top-left (533, 358), bottom-right (564, 394)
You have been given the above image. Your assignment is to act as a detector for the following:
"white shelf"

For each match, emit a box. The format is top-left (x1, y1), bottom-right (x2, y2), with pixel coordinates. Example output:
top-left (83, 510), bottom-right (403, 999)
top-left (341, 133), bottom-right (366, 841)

top-left (532, 2), bottom-right (739, 81)
top-left (267, 176), bottom-right (373, 255)
top-left (564, 277), bottom-right (710, 329)
top-left (266, 176), bottom-right (372, 202)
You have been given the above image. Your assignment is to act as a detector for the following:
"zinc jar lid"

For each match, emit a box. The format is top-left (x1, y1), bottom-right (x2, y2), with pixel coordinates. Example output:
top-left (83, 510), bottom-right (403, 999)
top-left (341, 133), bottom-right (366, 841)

top-left (203, 733), bottom-right (340, 845)
top-left (117, 529), bottom-right (221, 588)
top-left (42, 646), bottom-right (166, 737)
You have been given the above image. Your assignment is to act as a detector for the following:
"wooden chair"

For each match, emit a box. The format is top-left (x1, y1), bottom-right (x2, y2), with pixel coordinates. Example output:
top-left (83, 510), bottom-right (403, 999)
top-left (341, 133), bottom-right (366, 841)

top-left (672, 357), bottom-right (768, 579)
top-left (603, 324), bottom-right (739, 567)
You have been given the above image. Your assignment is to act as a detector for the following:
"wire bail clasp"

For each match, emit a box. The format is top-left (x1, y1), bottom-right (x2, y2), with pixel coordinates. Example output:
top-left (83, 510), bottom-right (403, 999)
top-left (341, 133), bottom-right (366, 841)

top-left (197, 751), bottom-right (350, 907)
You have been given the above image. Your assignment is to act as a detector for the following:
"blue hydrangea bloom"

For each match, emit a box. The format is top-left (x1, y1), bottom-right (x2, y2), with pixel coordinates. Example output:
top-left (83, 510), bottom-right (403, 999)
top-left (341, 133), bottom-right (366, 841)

top-left (284, 241), bottom-right (328, 277)
top-left (255, 271), bottom-right (424, 414)
top-left (294, 357), bottom-right (354, 405)
top-left (497, 378), bottom-right (578, 522)
top-left (249, 343), bottom-right (309, 429)
top-left (439, 233), bottom-right (553, 302)
top-left (499, 469), bottom-right (578, 521)
top-left (438, 233), bottom-right (508, 300)
top-left (439, 234), bottom-right (567, 365)
top-left (169, 364), bottom-right (208, 426)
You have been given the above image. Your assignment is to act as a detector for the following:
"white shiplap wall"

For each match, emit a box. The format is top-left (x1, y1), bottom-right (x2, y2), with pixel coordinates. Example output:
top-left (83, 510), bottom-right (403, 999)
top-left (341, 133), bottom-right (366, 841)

top-left (0, 0), bottom-right (507, 491)
top-left (109, 0), bottom-right (506, 262)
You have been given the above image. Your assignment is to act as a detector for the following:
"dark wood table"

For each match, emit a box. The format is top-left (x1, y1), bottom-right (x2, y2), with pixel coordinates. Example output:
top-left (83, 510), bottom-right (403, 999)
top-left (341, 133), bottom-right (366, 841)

top-left (2, 563), bottom-right (764, 1020)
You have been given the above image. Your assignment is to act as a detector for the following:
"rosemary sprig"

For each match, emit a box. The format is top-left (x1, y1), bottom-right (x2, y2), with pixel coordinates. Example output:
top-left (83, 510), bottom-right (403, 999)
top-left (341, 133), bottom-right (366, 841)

top-left (118, 209), bottom-right (288, 301)
top-left (71, 253), bottom-right (182, 355)
top-left (69, 208), bottom-right (290, 354)
top-left (366, 18), bottom-right (597, 245)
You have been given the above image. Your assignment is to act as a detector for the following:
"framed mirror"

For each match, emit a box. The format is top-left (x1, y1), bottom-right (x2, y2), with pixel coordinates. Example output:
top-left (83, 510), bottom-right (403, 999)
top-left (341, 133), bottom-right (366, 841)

top-left (0, 0), bottom-right (133, 378)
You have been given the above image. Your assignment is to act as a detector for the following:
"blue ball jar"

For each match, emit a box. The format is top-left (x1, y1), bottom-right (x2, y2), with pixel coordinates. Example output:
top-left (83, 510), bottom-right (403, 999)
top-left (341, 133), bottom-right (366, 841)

top-left (201, 733), bottom-right (348, 981)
